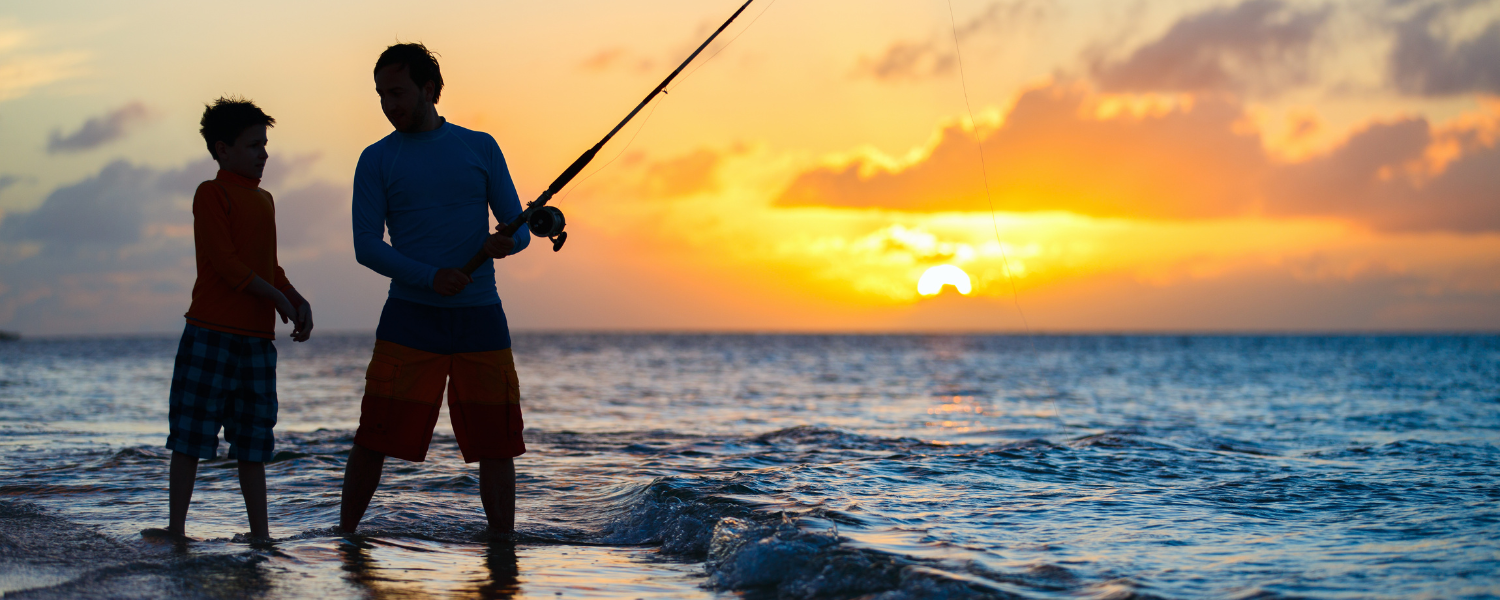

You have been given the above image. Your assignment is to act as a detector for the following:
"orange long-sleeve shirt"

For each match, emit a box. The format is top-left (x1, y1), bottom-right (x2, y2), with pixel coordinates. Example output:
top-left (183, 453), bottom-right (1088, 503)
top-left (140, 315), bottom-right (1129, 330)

top-left (184, 170), bottom-right (295, 339)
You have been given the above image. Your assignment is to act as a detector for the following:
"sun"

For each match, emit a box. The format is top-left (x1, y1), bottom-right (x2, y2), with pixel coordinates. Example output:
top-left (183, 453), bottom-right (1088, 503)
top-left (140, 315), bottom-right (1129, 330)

top-left (917, 265), bottom-right (972, 296)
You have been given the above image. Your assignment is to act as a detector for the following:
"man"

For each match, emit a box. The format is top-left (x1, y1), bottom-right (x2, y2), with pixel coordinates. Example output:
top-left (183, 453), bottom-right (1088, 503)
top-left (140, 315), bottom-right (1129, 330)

top-left (342, 42), bottom-right (530, 537)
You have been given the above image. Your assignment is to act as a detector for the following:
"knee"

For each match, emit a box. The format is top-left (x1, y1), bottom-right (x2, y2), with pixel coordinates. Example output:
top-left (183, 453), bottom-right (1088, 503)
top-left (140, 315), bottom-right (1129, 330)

top-left (352, 443), bottom-right (387, 460)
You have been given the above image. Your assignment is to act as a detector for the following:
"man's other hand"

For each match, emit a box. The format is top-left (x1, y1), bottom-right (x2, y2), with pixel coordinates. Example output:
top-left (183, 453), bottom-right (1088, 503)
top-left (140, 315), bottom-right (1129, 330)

top-left (483, 228), bottom-right (517, 259)
top-left (433, 268), bottom-right (472, 296)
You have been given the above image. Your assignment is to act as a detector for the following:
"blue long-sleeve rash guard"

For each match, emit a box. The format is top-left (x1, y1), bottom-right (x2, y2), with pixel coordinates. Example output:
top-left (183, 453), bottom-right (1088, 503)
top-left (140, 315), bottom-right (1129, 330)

top-left (353, 120), bottom-right (531, 307)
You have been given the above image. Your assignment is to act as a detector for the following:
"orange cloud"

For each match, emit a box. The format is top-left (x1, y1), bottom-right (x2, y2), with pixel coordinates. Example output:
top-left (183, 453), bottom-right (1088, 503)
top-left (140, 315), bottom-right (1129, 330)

top-left (777, 83), bottom-right (1267, 219)
top-left (641, 148), bottom-right (721, 198)
top-left (776, 82), bottom-right (1500, 232)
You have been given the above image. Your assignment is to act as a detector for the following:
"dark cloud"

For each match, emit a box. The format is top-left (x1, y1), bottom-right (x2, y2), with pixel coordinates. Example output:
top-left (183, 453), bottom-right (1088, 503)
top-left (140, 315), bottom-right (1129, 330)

top-left (857, 1), bottom-right (1048, 81)
top-left (775, 81), bottom-right (1500, 233)
top-left (1269, 118), bottom-right (1500, 232)
top-left (0, 159), bottom-right (201, 247)
top-left (46, 102), bottom-right (153, 154)
top-left (1091, 0), bottom-right (1329, 94)
top-left (0, 155), bottom-right (353, 332)
top-left (0, 175), bottom-right (19, 196)
top-left (275, 180), bottom-right (349, 248)
top-left (1390, 1), bottom-right (1500, 96)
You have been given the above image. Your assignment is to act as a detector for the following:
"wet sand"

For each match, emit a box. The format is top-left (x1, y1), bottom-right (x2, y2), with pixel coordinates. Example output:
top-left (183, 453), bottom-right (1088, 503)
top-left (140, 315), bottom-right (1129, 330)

top-left (0, 500), bottom-right (720, 599)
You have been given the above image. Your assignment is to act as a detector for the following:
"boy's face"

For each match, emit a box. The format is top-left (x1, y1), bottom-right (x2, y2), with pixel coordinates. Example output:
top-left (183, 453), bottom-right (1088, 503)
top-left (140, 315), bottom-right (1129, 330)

top-left (215, 124), bottom-right (269, 180)
top-left (375, 63), bottom-right (435, 133)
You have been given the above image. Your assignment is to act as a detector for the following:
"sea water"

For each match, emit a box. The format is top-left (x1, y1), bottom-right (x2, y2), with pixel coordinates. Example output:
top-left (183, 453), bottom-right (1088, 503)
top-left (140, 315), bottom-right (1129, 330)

top-left (0, 333), bottom-right (1496, 599)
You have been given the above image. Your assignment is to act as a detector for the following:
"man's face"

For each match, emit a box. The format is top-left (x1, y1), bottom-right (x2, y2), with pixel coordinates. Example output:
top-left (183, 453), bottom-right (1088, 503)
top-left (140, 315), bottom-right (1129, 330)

top-left (375, 64), bottom-right (434, 132)
top-left (216, 124), bottom-right (268, 179)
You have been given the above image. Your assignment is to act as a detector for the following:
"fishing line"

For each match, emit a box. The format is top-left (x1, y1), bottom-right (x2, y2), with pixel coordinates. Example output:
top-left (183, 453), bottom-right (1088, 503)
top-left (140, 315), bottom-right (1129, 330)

top-left (945, 0), bottom-right (1060, 426)
top-left (458, 0), bottom-right (761, 268)
top-left (555, 0), bottom-right (778, 205)
top-left (554, 94), bottom-right (667, 205)
top-left (668, 0), bottom-right (780, 93)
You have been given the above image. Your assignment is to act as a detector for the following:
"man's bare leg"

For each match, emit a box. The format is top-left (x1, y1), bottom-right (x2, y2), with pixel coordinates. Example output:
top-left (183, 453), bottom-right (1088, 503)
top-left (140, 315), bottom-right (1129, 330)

top-left (479, 458), bottom-right (515, 535)
top-left (340, 444), bottom-right (386, 532)
top-left (167, 451), bottom-right (200, 537)
top-left (237, 460), bottom-right (269, 539)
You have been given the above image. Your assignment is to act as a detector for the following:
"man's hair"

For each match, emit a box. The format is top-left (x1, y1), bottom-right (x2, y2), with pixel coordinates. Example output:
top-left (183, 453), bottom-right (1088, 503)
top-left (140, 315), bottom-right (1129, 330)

top-left (199, 97), bottom-right (275, 160)
top-left (374, 43), bottom-right (444, 102)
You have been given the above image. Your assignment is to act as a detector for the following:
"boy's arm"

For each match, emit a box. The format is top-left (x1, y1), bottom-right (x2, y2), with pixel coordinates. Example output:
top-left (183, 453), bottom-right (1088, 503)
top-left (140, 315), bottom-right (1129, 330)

top-left (485, 139), bottom-right (531, 257)
top-left (244, 275), bottom-right (295, 325)
top-left (274, 267), bottom-right (313, 342)
top-left (351, 148), bottom-right (444, 288)
top-left (193, 183), bottom-right (259, 292)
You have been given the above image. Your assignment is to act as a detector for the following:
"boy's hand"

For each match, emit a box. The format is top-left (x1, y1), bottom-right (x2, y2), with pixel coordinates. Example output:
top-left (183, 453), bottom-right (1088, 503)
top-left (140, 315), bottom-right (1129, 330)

top-left (483, 228), bottom-right (516, 259)
top-left (290, 302), bottom-right (313, 342)
top-left (433, 268), bottom-right (472, 296)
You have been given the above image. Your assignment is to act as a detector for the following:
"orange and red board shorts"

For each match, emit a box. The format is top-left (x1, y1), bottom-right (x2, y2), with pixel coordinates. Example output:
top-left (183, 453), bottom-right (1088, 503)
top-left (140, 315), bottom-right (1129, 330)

top-left (354, 298), bottom-right (525, 462)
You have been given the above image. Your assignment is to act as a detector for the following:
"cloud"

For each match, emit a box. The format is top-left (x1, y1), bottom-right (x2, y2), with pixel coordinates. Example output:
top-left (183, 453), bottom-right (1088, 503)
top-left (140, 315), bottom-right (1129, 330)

top-left (775, 82), bottom-right (1500, 233)
top-left (779, 84), bottom-right (1267, 218)
top-left (857, 1), bottom-right (1048, 81)
top-left (0, 155), bottom-right (354, 333)
top-left (1268, 114), bottom-right (1500, 232)
top-left (0, 158), bottom-right (197, 247)
top-left (641, 148), bottom-right (721, 198)
top-left (0, 175), bottom-right (18, 196)
top-left (0, 26), bottom-right (88, 103)
top-left (1389, 1), bottom-right (1500, 96)
top-left (274, 180), bottom-right (349, 248)
top-left (1091, 0), bottom-right (1329, 94)
top-left (578, 47), bottom-right (655, 74)
top-left (47, 102), bottom-right (153, 154)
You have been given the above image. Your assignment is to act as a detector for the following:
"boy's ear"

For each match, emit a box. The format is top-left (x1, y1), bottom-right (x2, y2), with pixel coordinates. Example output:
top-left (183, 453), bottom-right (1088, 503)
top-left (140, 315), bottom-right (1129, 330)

top-left (214, 139), bottom-right (229, 160)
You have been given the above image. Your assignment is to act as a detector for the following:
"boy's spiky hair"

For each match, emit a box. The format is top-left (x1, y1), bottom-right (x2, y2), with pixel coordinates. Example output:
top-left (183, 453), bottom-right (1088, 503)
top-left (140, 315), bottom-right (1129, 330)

top-left (374, 42), bottom-right (444, 102)
top-left (199, 97), bottom-right (275, 160)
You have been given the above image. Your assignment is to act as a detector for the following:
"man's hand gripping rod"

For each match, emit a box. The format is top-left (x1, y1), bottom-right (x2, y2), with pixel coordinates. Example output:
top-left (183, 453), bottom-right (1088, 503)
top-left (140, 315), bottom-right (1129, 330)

top-left (460, 0), bottom-right (755, 275)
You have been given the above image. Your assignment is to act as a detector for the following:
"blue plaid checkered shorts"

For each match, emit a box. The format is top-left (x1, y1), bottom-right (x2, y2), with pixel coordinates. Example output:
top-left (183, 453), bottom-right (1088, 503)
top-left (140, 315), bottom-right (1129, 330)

top-left (165, 324), bottom-right (278, 462)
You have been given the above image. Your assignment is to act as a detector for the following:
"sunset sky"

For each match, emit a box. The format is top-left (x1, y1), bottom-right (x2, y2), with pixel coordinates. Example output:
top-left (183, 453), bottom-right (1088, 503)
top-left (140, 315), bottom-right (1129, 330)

top-left (1, 0), bottom-right (1497, 335)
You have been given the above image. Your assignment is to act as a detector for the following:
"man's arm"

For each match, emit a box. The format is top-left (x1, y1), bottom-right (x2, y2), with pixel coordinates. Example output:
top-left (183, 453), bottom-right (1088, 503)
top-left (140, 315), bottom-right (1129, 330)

top-left (351, 146), bottom-right (454, 292)
top-left (483, 140), bottom-right (531, 259)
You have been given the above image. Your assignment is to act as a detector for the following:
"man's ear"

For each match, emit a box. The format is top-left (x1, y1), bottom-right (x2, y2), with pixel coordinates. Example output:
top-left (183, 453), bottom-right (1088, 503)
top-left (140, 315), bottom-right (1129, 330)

top-left (423, 80), bottom-right (436, 104)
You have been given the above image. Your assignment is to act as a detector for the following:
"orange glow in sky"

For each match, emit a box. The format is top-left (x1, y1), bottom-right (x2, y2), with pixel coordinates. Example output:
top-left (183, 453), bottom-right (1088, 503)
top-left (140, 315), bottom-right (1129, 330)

top-left (0, 0), bottom-right (1497, 334)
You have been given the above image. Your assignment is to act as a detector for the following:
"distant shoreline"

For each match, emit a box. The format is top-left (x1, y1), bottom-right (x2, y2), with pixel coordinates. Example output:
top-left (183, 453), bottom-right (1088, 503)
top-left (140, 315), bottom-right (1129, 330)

top-left (4, 329), bottom-right (1497, 341)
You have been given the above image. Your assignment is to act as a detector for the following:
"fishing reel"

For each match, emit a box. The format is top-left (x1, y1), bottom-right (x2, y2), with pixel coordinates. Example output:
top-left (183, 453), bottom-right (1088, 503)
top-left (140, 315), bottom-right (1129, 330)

top-left (528, 205), bottom-right (568, 252)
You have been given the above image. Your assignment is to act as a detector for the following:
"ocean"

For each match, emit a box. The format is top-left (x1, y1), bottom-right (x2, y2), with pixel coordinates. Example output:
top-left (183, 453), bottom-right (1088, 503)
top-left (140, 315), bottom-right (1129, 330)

top-left (0, 333), bottom-right (1496, 599)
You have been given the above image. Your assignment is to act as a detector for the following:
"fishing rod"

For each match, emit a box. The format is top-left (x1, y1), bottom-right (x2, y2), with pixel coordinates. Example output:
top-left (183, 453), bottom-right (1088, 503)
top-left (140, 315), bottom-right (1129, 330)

top-left (460, 0), bottom-right (756, 274)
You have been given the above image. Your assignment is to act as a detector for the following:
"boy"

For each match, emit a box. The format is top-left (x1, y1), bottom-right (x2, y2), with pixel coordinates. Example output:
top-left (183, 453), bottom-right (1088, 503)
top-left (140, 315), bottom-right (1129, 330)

top-left (150, 97), bottom-right (312, 541)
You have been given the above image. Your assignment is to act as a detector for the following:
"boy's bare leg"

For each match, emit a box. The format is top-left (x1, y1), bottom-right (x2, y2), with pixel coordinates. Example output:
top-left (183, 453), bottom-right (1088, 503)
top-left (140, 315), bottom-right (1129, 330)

top-left (340, 443), bottom-right (386, 532)
top-left (168, 451), bottom-right (200, 536)
top-left (479, 458), bottom-right (515, 535)
top-left (237, 460), bottom-right (269, 539)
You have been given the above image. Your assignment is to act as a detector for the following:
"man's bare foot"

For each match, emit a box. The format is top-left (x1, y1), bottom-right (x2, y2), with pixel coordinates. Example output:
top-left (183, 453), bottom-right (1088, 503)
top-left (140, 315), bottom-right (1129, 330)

top-left (141, 527), bottom-right (195, 543)
top-left (474, 528), bottom-right (515, 543)
top-left (231, 532), bottom-right (275, 545)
